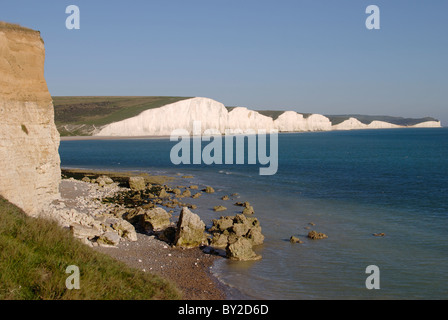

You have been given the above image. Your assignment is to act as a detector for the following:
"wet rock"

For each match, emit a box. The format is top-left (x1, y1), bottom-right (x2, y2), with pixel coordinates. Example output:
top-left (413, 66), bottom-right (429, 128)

top-left (307, 230), bottom-right (328, 240)
top-left (290, 236), bottom-right (303, 244)
top-left (213, 205), bottom-right (227, 212)
top-left (174, 207), bottom-right (207, 249)
top-left (203, 186), bottom-right (215, 193)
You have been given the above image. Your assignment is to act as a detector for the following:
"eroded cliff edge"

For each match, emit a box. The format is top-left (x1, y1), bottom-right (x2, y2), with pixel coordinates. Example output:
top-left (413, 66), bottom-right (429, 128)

top-left (0, 22), bottom-right (60, 216)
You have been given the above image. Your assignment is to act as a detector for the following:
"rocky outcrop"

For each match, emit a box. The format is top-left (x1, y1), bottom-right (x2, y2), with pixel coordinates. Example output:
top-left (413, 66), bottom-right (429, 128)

top-left (174, 207), bottom-right (207, 249)
top-left (0, 22), bottom-right (61, 216)
top-left (209, 214), bottom-right (264, 261)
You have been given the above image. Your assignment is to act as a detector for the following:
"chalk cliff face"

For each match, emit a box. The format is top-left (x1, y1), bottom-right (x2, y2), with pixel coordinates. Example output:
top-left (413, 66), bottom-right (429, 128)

top-left (96, 97), bottom-right (441, 136)
top-left (0, 23), bottom-right (60, 216)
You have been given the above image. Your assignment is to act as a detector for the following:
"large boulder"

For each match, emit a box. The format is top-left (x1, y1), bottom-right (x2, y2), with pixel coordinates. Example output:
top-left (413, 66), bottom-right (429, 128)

top-left (226, 238), bottom-right (262, 261)
top-left (142, 207), bottom-right (172, 232)
top-left (129, 176), bottom-right (146, 191)
top-left (174, 207), bottom-right (207, 249)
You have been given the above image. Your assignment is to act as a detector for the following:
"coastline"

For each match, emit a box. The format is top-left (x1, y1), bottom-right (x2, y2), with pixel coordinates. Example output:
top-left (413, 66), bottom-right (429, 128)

top-left (57, 167), bottom-right (250, 300)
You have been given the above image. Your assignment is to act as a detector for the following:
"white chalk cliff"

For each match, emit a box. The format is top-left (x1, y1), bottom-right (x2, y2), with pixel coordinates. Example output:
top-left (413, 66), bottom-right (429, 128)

top-left (95, 97), bottom-right (441, 136)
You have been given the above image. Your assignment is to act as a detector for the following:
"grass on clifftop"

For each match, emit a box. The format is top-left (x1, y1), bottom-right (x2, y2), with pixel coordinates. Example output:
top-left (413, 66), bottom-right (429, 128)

top-left (53, 96), bottom-right (192, 136)
top-left (0, 196), bottom-right (181, 300)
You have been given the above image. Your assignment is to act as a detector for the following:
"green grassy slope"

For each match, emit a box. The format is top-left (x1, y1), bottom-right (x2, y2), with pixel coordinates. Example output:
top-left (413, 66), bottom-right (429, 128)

top-left (0, 196), bottom-right (181, 300)
top-left (53, 96), bottom-right (192, 136)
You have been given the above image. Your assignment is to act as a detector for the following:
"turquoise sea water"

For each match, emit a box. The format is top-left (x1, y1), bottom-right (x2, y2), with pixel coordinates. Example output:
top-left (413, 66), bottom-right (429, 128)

top-left (59, 128), bottom-right (448, 299)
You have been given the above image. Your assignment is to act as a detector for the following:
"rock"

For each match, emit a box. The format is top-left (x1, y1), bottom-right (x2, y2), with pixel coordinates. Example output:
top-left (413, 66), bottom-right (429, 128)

top-left (70, 223), bottom-right (101, 240)
top-left (213, 205), bottom-right (227, 212)
top-left (209, 216), bottom-right (234, 232)
top-left (242, 205), bottom-right (255, 215)
top-left (189, 185), bottom-right (198, 190)
top-left (112, 219), bottom-right (137, 241)
top-left (221, 195), bottom-right (229, 201)
top-left (129, 176), bottom-right (146, 191)
top-left (174, 207), bottom-right (207, 249)
top-left (182, 175), bottom-right (194, 179)
top-left (98, 231), bottom-right (121, 246)
top-left (231, 223), bottom-right (250, 237)
top-left (373, 233), bottom-right (386, 237)
top-left (307, 230), bottom-right (328, 240)
top-left (172, 188), bottom-right (182, 195)
top-left (246, 228), bottom-right (265, 246)
top-left (210, 233), bottom-right (228, 248)
top-left (192, 192), bottom-right (202, 199)
top-left (226, 238), bottom-right (262, 261)
top-left (142, 207), bottom-right (172, 232)
top-left (81, 176), bottom-right (91, 183)
top-left (181, 189), bottom-right (191, 198)
top-left (290, 236), bottom-right (303, 244)
top-left (203, 186), bottom-right (215, 193)
top-left (158, 188), bottom-right (170, 198)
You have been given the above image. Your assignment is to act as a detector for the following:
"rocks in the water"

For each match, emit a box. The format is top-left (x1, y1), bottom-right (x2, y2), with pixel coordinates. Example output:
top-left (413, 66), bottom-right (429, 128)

top-left (129, 176), bottom-right (146, 191)
top-left (226, 238), bottom-right (261, 261)
top-left (221, 195), bottom-right (229, 201)
top-left (307, 230), bottom-right (328, 240)
top-left (158, 188), bottom-right (170, 198)
top-left (192, 192), bottom-right (202, 199)
top-left (242, 205), bottom-right (255, 215)
top-left (373, 233), bottom-right (386, 237)
top-left (189, 185), bottom-right (198, 190)
top-left (213, 205), bottom-right (227, 212)
top-left (174, 207), bottom-right (207, 249)
top-left (209, 214), bottom-right (264, 260)
top-left (290, 236), bottom-right (303, 244)
top-left (181, 189), bottom-right (191, 198)
top-left (203, 186), bottom-right (215, 193)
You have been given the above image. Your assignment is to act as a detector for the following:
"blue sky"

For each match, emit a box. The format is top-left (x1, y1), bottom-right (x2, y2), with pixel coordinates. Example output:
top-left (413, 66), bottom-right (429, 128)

top-left (2, 1), bottom-right (447, 124)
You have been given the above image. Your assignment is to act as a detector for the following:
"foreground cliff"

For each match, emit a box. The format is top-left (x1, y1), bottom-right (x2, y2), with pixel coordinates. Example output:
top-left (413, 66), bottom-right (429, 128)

top-left (95, 97), bottom-right (441, 136)
top-left (0, 22), bottom-right (60, 216)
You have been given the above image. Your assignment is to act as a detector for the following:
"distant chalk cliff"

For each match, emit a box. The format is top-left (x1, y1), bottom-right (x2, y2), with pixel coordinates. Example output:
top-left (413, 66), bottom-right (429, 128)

top-left (0, 22), bottom-right (61, 216)
top-left (95, 97), bottom-right (441, 136)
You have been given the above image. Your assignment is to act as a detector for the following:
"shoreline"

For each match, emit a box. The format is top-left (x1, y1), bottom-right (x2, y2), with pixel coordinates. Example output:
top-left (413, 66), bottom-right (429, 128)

top-left (57, 167), bottom-right (253, 300)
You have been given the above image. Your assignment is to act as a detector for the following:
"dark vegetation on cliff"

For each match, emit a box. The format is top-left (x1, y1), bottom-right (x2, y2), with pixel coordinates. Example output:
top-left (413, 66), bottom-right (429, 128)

top-left (0, 196), bottom-right (181, 300)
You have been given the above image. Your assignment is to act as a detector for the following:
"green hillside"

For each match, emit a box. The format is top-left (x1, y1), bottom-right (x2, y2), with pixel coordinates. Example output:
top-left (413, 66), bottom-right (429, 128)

top-left (53, 96), bottom-right (191, 136)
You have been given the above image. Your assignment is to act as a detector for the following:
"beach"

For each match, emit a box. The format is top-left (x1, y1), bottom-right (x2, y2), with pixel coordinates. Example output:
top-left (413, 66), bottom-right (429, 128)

top-left (53, 169), bottom-right (232, 300)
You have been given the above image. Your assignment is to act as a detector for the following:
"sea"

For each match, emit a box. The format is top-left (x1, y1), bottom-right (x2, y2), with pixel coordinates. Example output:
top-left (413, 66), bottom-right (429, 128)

top-left (59, 128), bottom-right (448, 300)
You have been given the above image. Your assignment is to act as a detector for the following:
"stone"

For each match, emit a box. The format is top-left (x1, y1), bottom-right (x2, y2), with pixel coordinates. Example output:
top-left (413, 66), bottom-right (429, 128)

top-left (210, 233), bottom-right (228, 248)
top-left (226, 238), bottom-right (262, 261)
top-left (307, 230), bottom-right (328, 240)
top-left (129, 176), bottom-right (146, 191)
top-left (221, 195), bottom-right (229, 201)
top-left (158, 188), bottom-right (170, 198)
top-left (174, 207), bottom-right (207, 249)
top-left (181, 189), bottom-right (191, 198)
top-left (213, 205), bottom-right (227, 212)
top-left (203, 186), bottom-right (215, 193)
top-left (231, 223), bottom-right (250, 237)
top-left (98, 231), bottom-right (121, 246)
top-left (189, 185), bottom-right (198, 190)
top-left (112, 219), bottom-right (137, 241)
top-left (172, 188), bottom-right (182, 195)
top-left (142, 207), bottom-right (172, 232)
top-left (242, 205), bottom-right (255, 215)
top-left (81, 176), bottom-right (91, 183)
top-left (290, 236), bottom-right (303, 244)
top-left (246, 228), bottom-right (265, 246)
top-left (70, 223), bottom-right (101, 240)
top-left (192, 192), bottom-right (202, 199)
top-left (373, 233), bottom-right (386, 237)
